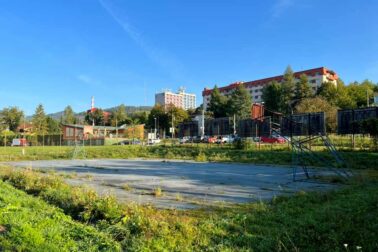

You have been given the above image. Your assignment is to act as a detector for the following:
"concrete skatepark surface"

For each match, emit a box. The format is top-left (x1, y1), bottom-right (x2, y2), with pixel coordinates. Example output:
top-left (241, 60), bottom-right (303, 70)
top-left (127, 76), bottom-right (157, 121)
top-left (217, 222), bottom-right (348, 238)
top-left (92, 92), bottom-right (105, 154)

top-left (6, 159), bottom-right (338, 209)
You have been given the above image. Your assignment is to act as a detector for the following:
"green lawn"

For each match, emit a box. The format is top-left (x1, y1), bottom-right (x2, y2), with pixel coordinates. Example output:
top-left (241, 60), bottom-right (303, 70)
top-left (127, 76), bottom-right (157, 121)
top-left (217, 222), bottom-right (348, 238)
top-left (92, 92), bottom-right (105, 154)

top-left (0, 166), bottom-right (377, 251)
top-left (0, 145), bottom-right (377, 170)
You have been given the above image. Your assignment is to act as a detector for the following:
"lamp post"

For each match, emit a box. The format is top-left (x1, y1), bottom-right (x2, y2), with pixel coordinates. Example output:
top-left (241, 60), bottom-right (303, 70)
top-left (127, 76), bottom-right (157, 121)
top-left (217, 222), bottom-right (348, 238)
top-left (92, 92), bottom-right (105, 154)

top-left (154, 117), bottom-right (157, 138)
top-left (367, 89), bottom-right (370, 107)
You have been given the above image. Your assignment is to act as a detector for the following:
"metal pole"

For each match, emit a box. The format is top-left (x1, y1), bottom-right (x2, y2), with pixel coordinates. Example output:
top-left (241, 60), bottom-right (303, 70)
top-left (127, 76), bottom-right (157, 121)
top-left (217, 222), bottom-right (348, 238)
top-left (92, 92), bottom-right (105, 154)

top-left (234, 114), bottom-right (236, 136)
top-left (171, 114), bottom-right (174, 138)
top-left (116, 118), bottom-right (118, 144)
top-left (367, 89), bottom-right (370, 107)
top-left (154, 117), bottom-right (157, 138)
top-left (201, 107), bottom-right (205, 137)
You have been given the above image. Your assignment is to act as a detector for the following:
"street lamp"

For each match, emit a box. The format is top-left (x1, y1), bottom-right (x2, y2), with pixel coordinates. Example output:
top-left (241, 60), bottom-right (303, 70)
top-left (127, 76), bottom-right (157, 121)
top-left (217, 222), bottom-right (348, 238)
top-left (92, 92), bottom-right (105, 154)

top-left (154, 117), bottom-right (157, 137)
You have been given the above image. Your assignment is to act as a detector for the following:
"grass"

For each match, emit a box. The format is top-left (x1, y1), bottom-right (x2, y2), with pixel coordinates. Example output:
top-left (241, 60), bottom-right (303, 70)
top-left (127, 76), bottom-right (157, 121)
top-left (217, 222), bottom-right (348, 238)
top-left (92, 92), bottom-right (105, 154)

top-left (0, 180), bottom-right (120, 251)
top-left (153, 187), bottom-right (163, 197)
top-left (175, 193), bottom-right (183, 201)
top-left (0, 166), bottom-right (377, 251)
top-left (121, 183), bottom-right (132, 191)
top-left (0, 145), bottom-right (377, 170)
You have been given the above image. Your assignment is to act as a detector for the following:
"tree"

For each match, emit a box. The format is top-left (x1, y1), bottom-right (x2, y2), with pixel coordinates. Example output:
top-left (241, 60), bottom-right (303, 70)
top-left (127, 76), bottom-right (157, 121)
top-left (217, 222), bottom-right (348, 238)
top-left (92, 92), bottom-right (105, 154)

top-left (317, 81), bottom-right (338, 105)
top-left (167, 104), bottom-right (190, 136)
top-left (262, 80), bottom-right (282, 112)
top-left (227, 84), bottom-right (252, 119)
top-left (131, 111), bottom-right (149, 125)
top-left (346, 80), bottom-right (375, 107)
top-left (62, 106), bottom-right (76, 124)
top-left (32, 104), bottom-right (48, 135)
top-left (280, 66), bottom-right (296, 114)
top-left (111, 104), bottom-right (128, 126)
top-left (147, 104), bottom-right (169, 135)
top-left (317, 80), bottom-right (357, 109)
top-left (46, 116), bottom-right (61, 134)
top-left (0, 107), bottom-right (24, 132)
top-left (334, 80), bottom-right (356, 109)
top-left (85, 109), bottom-right (105, 126)
top-left (294, 74), bottom-right (312, 102)
top-left (208, 85), bottom-right (228, 118)
top-left (295, 97), bottom-right (338, 133)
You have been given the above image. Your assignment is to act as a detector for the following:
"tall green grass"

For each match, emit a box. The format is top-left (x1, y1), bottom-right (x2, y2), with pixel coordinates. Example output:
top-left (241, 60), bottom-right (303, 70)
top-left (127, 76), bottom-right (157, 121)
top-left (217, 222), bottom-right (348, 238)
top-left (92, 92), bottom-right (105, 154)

top-left (0, 180), bottom-right (120, 251)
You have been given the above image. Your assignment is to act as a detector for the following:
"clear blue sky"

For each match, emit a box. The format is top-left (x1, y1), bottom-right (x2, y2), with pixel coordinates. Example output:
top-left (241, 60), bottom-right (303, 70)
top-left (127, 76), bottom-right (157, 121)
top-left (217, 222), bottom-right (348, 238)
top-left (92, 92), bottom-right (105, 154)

top-left (0, 0), bottom-right (377, 115)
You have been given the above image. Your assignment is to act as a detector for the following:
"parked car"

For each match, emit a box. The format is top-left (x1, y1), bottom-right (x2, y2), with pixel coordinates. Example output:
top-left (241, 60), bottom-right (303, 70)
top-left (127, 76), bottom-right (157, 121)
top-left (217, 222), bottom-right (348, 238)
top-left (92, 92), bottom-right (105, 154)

top-left (260, 136), bottom-right (286, 144)
top-left (205, 136), bottom-right (218, 144)
top-left (148, 138), bottom-right (161, 145)
top-left (216, 135), bottom-right (238, 144)
top-left (179, 136), bottom-right (191, 144)
top-left (115, 139), bottom-right (142, 145)
top-left (11, 138), bottom-right (28, 146)
top-left (192, 136), bottom-right (204, 143)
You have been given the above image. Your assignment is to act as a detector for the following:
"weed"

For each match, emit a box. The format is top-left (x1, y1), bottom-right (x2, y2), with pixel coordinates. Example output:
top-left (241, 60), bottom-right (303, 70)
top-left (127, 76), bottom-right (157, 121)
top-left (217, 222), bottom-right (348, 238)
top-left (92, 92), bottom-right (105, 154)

top-left (121, 183), bottom-right (132, 191)
top-left (195, 152), bottom-right (207, 162)
top-left (175, 193), bottom-right (183, 201)
top-left (153, 187), bottom-right (163, 197)
top-left (83, 174), bottom-right (93, 180)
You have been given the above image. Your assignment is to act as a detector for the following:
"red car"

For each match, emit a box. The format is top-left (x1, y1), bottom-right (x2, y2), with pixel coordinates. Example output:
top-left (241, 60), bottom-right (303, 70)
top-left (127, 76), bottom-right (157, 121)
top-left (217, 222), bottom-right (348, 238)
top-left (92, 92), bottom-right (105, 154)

top-left (206, 136), bottom-right (218, 144)
top-left (260, 136), bottom-right (286, 144)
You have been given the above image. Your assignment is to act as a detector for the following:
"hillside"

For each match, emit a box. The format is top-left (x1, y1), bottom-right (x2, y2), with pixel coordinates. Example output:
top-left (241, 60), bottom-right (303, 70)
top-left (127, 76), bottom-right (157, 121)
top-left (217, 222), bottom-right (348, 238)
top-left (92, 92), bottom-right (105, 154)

top-left (26, 105), bottom-right (152, 120)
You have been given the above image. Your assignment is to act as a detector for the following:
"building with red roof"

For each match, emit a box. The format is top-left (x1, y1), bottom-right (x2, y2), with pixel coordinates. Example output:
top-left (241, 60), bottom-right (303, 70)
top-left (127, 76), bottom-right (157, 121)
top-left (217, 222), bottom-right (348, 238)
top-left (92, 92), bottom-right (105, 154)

top-left (202, 67), bottom-right (338, 111)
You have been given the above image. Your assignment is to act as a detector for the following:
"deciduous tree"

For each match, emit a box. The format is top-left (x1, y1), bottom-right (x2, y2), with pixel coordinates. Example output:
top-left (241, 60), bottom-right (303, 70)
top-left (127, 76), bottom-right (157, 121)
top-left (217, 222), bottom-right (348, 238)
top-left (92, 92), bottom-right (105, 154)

top-left (111, 104), bottom-right (128, 126)
top-left (0, 107), bottom-right (24, 132)
top-left (295, 97), bottom-right (338, 133)
top-left (46, 116), bottom-right (61, 134)
top-left (85, 109), bottom-right (105, 126)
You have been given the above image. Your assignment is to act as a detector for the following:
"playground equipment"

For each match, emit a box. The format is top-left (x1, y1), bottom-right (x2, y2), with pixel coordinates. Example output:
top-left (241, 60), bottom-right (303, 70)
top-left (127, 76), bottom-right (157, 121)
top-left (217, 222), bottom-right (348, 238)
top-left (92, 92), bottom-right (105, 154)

top-left (72, 140), bottom-right (86, 160)
top-left (259, 105), bottom-right (352, 181)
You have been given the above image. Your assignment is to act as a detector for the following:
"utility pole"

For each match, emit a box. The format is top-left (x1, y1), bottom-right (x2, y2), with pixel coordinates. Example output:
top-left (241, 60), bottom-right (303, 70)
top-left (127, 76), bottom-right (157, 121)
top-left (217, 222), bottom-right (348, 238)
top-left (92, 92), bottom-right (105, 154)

top-left (367, 89), bottom-right (370, 107)
top-left (154, 117), bottom-right (157, 138)
top-left (171, 114), bottom-right (175, 139)
top-left (201, 107), bottom-right (205, 137)
top-left (116, 118), bottom-right (118, 144)
top-left (233, 114), bottom-right (236, 135)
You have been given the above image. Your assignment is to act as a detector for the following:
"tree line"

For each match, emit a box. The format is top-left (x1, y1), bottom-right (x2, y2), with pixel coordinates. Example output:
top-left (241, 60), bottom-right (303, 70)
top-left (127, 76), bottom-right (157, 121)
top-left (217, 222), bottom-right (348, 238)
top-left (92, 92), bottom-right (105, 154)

top-left (0, 104), bottom-right (151, 136)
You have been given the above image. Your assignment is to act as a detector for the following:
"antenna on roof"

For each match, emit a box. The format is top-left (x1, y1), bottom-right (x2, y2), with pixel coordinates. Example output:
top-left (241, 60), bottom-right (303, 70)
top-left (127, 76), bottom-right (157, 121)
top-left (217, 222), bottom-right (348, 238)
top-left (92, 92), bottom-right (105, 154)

top-left (178, 86), bottom-right (186, 93)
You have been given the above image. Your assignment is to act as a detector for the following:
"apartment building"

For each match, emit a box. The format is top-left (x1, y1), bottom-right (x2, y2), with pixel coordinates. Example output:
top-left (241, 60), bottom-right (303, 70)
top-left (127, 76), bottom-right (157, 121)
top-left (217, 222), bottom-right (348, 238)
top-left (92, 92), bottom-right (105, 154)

top-left (155, 88), bottom-right (196, 110)
top-left (202, 67), bottom-right (338, 111)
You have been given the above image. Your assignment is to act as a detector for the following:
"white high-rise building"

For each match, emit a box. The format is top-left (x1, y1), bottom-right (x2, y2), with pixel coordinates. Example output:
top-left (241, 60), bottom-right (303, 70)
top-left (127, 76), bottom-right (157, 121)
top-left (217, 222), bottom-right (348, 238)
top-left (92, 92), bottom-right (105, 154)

top-left (155, 87), bottom-right (196, 110)
top-left (178, 87), bottom-right (196, 110)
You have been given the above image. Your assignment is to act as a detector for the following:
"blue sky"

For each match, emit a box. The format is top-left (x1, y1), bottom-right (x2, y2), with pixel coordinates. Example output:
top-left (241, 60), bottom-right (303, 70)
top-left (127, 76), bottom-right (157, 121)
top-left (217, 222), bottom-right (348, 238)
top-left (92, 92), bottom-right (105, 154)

top-left (0, 0), bottom-right (377, 115)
